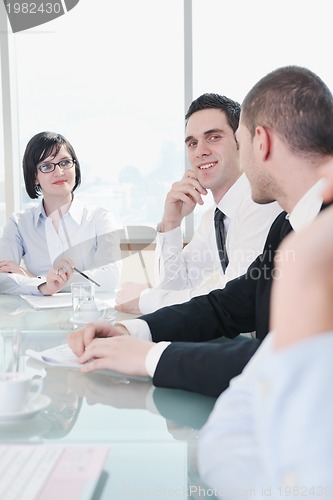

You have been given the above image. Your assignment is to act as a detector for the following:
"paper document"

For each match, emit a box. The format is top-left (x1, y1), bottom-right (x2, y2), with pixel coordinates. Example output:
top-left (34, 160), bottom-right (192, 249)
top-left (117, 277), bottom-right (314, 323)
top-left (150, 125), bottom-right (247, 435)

top-left (26, 343), bottom-right (151, 380)
top-left (20, 293), bottom-right (72, 309)
top-left (26, 343), bottom-right (89, 369)
top-left (20, 293), bottom-right (115, 310)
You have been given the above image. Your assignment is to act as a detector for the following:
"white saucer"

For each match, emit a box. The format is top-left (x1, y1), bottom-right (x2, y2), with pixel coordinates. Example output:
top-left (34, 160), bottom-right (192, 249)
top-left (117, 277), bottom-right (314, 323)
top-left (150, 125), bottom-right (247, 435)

top-left (0, 394), bottom-right (51, 424)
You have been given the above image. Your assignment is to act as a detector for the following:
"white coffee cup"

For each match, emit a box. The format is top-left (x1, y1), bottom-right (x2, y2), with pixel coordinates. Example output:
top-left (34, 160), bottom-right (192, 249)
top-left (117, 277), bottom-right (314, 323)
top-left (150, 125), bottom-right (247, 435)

top-left (0, 372), bottom-right (43, 415)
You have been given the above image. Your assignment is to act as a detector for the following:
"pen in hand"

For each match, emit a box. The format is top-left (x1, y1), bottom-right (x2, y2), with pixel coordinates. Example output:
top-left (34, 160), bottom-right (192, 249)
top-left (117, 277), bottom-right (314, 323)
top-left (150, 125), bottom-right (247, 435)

top-left (57, 210), bottom-right (101, 288)
top-left (73, 267), bottom-right (101, 287)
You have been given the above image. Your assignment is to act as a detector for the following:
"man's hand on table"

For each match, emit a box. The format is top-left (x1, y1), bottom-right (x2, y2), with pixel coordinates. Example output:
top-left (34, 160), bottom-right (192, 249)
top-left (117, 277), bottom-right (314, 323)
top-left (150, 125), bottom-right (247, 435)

top-left (67, 321), bottom-right (154, 377)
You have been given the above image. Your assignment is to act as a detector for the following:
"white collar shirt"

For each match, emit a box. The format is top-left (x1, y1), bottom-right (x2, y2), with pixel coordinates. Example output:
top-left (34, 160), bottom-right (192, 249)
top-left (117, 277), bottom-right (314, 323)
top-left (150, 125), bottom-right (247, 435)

top-left (140, 173), bottom-right (282, 313)
top-left (0, 198), bottom-right (121, 294)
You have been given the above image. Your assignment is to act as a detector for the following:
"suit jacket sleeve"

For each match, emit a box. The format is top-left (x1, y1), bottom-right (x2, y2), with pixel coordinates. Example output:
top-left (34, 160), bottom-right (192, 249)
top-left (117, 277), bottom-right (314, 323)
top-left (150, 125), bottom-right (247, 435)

top-left (141, 211), bottom-right (289, 344)
top-left (141, 258), bottom-right (259, 343)
top-left (145, 212), bottom-right (292, 396)
top-left (153, 337), bottom-right (261, 397)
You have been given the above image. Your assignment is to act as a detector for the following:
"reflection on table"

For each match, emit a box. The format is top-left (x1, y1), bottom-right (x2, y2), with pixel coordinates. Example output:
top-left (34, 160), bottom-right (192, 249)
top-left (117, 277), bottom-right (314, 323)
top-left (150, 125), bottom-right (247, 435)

top-left (0, 294), bottom-right (218, 499)
top-left (0, 291), bottom-right (135, 331)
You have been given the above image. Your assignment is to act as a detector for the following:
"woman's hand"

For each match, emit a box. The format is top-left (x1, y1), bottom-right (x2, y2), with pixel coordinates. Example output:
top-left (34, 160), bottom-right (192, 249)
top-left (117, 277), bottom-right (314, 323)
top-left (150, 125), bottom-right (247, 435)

top-left (38, 259), bottom-right (73, 295)
top-left (0, 260), bottom-right (34, 277)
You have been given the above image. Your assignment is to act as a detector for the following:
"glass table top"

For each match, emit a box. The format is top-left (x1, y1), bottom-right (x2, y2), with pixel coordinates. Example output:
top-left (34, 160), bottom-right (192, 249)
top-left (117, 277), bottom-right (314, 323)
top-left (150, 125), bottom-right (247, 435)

top-left (0, 294), bottom-right (218, 499)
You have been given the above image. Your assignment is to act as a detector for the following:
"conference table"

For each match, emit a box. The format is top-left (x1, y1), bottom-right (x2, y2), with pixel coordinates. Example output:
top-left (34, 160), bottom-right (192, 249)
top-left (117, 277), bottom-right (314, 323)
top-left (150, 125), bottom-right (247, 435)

top-left (0, 293), bottom-right (218, 499)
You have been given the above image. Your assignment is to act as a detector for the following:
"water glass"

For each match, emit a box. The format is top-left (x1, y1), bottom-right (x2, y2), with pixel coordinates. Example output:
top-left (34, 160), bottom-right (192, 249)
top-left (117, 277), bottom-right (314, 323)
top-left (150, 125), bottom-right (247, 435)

top-left (71, 282), bottom-right (96, 321)
top-left (0, 328), bottom-right (21, 373)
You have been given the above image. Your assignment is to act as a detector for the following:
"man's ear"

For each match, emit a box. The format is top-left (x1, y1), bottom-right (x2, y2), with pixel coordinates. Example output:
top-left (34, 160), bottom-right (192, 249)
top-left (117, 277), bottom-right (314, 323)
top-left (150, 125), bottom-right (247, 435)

top-left (254, 125), bottom-right (271, 161)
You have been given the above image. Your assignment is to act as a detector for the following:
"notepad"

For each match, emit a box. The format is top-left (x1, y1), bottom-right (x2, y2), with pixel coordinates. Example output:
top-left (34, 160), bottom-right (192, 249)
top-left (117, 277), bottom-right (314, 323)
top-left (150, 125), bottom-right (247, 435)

top-left (0, 444), bottom-right (109, 500)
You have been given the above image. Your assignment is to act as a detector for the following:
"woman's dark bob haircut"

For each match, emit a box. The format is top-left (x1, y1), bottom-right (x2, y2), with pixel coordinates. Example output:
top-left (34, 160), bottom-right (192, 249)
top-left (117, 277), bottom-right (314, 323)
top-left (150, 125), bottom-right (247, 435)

top-left (23, 131), bottom-right (81, 199)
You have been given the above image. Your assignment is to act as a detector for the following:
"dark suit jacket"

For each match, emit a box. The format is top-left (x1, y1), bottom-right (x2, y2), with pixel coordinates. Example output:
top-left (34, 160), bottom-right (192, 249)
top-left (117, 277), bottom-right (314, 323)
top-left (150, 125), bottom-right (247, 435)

top-left (140, 211), bottom-right (293, 396)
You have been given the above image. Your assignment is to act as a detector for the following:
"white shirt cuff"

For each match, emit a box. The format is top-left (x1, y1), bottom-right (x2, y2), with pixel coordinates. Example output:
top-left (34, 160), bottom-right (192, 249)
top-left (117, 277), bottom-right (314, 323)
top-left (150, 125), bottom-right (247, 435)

top-left (145, 341), bottom-right (171, 377)
top-left (156, 226), bottom-right (183, 259)
top-left (157, 225), bottom-right (182, 243)
top-left (117, 318), bottom-right (152, 340)
top-left (0, 273), bottom-right (45, 295)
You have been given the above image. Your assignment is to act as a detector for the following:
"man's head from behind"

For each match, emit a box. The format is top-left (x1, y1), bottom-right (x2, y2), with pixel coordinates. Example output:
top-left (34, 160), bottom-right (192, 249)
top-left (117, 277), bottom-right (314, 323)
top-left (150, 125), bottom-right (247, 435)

top-left (238, 66), bottom-right (333, 209)
top-left (242, 65), bottom-right (333, 158)
top-left (185, 93), bottom-right (241, 202)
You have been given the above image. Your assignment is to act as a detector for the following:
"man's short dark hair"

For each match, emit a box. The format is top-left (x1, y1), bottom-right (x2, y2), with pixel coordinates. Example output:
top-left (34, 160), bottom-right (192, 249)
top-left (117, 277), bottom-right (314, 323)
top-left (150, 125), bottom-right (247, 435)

top-left (185, 93), bottom-right (241, 134)
top-left (242, 65), bottom-right (333, 158)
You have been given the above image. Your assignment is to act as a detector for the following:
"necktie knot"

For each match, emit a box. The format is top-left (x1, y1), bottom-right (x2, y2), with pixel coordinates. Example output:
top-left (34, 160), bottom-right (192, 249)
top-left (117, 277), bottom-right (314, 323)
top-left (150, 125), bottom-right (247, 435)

top-left (214, 208), bottom-right (226, 224)
top-left (214, 208), bottom-right (229, 272)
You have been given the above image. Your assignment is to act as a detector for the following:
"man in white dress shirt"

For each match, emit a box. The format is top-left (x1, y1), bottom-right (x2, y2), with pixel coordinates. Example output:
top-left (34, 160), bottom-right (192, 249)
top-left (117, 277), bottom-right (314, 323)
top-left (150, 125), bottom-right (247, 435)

top-left (116, 93), bottom-right (281, 314)
top-left (67, 66), bottom-right (333, 402)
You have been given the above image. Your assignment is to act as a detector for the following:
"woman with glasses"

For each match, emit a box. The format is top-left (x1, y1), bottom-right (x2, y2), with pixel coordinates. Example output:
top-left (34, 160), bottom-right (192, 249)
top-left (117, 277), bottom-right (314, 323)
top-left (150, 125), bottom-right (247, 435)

top-left (0, 131), bottom-right (121, 295)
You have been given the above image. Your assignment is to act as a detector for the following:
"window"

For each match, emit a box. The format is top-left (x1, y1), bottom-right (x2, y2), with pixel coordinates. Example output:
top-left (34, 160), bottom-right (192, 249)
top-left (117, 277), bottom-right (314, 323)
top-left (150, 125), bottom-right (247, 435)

top-left (0, 54), bottom-right (4, 229)
top-left (1, 0), bottom-right (333, 239)
top-left (0, 15), bottom-right (5, 229)
top-left (192, 0), bottom-right (333, 102)
top-left (189, 0), bottom-right (333, 225)
top-left (2, 0), bottom-right (185, 233)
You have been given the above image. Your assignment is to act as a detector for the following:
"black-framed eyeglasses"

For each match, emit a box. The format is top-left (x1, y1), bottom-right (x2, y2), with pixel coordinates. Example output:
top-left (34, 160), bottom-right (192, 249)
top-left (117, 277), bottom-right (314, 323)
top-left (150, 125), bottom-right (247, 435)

top-left (37, 158), bottom-right (75, 174)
